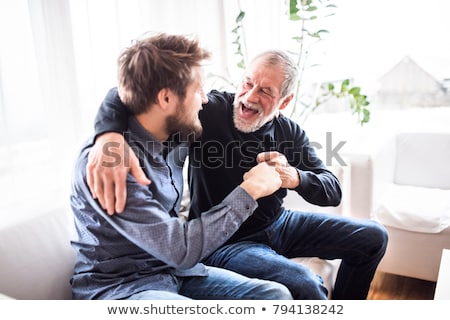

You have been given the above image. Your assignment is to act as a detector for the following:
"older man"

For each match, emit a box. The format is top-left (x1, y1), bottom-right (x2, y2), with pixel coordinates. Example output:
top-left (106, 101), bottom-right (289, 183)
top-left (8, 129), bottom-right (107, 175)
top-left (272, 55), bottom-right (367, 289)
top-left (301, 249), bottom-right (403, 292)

top-left (88, 49), bottom-right (388, 300)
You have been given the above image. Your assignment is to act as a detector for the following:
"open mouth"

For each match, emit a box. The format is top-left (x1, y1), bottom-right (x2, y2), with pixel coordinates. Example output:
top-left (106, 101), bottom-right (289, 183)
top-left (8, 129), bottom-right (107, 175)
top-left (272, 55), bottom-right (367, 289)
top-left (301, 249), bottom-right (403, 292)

top-left (240, 102), bottom-right (259, 118)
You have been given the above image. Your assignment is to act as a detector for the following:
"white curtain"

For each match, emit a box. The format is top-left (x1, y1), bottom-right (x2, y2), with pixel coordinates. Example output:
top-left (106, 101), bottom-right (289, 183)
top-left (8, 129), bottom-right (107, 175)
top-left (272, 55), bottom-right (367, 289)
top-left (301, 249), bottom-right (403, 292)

top-left (0, 0), bottom-right (290, 226)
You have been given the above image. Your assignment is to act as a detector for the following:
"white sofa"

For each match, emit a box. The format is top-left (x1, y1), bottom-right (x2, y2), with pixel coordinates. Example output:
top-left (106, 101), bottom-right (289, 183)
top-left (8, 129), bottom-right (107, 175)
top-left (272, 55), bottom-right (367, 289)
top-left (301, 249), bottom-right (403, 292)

top-left (0, 208), bottom-right (75, 299)
top-left (345, 131), bottom-right (450, 282)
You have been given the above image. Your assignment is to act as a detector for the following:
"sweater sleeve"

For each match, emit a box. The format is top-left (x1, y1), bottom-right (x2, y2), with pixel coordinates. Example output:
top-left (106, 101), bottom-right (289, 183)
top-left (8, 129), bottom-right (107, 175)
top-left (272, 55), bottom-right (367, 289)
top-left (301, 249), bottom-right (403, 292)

top-left (282, 119), bottom-right (342, 207)
top-left (94, 87), bottom-right (131, 138)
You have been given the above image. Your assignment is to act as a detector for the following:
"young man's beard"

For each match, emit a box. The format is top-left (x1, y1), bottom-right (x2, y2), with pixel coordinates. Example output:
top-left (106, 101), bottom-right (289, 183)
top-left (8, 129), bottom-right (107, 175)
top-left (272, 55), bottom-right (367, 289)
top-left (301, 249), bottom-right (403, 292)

top-left (166, 103), bottom-right (203, 143)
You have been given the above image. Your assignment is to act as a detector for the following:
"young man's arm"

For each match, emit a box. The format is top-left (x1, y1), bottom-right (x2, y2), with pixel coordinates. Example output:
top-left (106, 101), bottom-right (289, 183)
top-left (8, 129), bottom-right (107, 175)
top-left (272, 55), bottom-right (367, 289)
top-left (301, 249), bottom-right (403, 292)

top-left (74, 143), bottom-right (281, 269)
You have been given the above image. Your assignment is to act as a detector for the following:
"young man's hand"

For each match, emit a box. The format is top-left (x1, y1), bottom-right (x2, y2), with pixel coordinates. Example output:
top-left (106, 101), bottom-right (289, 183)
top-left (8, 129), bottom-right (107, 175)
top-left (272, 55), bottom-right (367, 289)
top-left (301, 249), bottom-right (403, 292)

top-left (240, 161), bottom-right (282, 200)
top-left (86, 132), bottom-right (150, 215)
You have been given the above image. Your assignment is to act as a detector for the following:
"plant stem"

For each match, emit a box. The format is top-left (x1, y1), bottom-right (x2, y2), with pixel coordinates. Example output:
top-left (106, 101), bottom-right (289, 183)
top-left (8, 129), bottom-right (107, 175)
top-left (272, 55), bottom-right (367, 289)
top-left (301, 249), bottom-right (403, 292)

top-left (237, 0), bottom-right (248, 64)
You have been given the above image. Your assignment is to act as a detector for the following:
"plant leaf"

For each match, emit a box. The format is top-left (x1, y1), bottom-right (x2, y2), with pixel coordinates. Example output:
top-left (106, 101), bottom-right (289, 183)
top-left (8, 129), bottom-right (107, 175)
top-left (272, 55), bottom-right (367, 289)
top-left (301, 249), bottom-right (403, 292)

top-left (236, 11), bottom-right (245, 23)
top-left (348, 87), bottom-right (361, 95)
top-left (289, 0), bottom-right (299, 16)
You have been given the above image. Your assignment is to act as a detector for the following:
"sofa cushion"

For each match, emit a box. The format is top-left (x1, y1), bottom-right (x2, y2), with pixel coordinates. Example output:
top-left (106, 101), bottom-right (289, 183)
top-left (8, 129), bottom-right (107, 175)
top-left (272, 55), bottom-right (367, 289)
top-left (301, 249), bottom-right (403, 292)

top-left (394, 132), bottom-right (450, 189)
top-left (0, 208), bottom-right (75, 299)
top-left (373, 183), bottom-right (450, 233)
top-left (291, 257), bottom-right (339, 299)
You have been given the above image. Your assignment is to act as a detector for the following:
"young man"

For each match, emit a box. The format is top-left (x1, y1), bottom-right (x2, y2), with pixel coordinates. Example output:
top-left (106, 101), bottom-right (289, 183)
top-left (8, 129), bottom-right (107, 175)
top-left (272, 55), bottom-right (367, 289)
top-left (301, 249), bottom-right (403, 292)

top-left (70, 33), bottom-right (293, 300)
top-left (87, 49), bottom-right (388, 299)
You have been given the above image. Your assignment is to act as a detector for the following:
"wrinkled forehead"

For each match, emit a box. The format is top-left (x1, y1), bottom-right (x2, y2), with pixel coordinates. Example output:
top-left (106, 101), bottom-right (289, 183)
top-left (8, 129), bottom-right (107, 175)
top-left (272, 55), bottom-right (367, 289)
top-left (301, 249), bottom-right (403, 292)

top-left (244, 59), bottom-right (284, 92)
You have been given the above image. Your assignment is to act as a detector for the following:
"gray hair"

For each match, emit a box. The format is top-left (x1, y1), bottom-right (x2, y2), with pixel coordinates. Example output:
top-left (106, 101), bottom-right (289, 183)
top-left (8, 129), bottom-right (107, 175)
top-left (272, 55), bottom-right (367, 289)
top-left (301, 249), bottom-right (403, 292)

top-left (249, 50), bottom-right (298, 98)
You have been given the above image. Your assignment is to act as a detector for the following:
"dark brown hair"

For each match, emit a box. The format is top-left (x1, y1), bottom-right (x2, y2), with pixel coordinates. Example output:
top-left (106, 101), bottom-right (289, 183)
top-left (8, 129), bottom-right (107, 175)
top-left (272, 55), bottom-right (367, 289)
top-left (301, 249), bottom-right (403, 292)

top-left (118, 32), bottom-right (211, 114)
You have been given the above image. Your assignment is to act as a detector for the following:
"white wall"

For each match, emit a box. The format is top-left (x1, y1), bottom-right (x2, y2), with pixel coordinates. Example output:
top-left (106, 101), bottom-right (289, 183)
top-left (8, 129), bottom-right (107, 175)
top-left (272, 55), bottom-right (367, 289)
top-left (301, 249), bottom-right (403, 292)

top-left (1, 0), bottom-right (449, 227)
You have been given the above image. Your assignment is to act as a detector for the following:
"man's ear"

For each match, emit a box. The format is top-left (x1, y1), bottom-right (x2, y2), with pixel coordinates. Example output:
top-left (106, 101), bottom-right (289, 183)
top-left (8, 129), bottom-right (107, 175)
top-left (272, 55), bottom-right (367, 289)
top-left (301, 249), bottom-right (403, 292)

top-left (279, 93), bottom-right (294, 110)
top-left (157, 88), bottom-right (173, 110)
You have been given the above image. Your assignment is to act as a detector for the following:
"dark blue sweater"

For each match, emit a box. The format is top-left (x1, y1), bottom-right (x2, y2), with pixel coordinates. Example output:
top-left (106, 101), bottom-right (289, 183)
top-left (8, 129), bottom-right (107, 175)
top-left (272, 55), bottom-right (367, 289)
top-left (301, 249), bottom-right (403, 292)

top-left (94, 88), bottom-right (342, 243)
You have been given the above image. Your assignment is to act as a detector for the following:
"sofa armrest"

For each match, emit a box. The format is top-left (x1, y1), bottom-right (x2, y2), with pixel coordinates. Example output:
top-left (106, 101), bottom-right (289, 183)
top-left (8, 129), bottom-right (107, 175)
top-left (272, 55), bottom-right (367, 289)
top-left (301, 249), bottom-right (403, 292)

top-left (342, 153), bottom-right (373, 219)
top-left (0, 293), bottom-right (14, 300)
top-left (343, 127), bottom-right (398, 221)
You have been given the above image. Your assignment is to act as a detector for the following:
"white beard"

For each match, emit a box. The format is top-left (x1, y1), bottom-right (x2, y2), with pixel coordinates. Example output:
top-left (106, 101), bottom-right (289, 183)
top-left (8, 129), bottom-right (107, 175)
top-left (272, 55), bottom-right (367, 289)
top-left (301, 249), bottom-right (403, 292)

top-left (232, 97), bottom-right (280, 133)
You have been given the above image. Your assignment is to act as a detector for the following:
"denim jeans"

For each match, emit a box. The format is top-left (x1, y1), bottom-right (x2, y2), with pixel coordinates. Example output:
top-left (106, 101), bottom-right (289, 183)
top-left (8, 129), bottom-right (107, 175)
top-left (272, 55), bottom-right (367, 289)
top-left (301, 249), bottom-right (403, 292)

top-left (127, 266), bottom-right (293, 300)
top-left (204, 209), bottom-right (389, 300)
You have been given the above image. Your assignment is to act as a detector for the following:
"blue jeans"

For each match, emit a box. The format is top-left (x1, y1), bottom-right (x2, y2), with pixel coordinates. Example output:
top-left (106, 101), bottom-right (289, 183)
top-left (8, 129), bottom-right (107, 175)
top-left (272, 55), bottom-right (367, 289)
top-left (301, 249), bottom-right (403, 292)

top-left (127, 266), bottom-right (293, 300)
top-left (204, 210), bottom-right (388, 300)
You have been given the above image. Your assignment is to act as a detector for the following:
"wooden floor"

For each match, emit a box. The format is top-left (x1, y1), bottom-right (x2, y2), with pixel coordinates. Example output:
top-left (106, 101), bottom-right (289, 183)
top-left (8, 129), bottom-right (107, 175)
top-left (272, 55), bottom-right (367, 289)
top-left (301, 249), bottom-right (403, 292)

top-left (367, 271), bottom-right (436, 300)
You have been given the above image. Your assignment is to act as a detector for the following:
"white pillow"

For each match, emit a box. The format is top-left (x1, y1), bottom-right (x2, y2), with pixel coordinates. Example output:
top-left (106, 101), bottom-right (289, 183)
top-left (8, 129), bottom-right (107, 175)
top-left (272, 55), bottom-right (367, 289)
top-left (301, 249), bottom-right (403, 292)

top-left (373, 183), bottom-right (450, 233)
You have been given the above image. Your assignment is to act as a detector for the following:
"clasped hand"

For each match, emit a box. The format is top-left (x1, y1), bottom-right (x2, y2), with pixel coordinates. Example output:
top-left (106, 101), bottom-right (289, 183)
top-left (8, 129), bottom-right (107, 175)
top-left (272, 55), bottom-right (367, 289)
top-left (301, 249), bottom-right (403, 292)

top-left (256, 151), bottom-right (301, 189)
